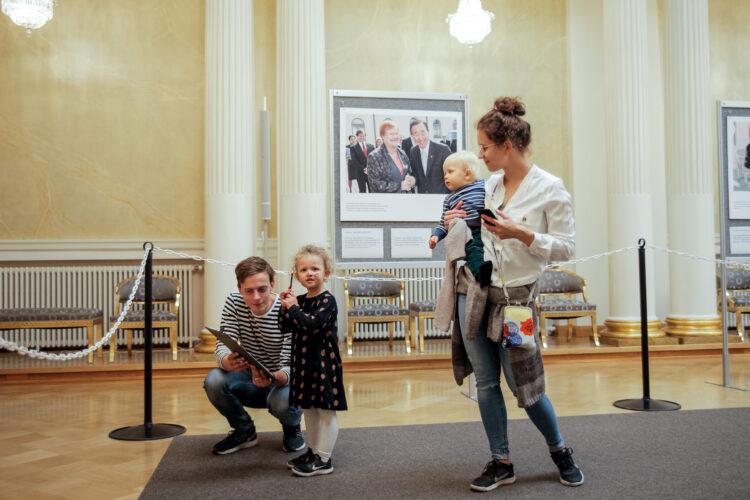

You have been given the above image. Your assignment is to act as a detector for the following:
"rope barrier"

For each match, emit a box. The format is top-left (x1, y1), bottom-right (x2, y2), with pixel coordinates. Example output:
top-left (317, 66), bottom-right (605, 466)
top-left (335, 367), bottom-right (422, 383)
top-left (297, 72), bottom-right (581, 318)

top-left (0, 248), bottom-right (150, 360)
top-left (2, 241), bottom-right (739, 359)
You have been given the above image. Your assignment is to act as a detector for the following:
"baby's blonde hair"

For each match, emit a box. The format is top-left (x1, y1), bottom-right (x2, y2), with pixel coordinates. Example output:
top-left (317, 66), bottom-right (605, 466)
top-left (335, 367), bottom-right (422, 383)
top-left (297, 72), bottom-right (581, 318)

top-left (293, 244), bottom-right (333, 274)
top-left (445, 151), bottom-right (481, 181)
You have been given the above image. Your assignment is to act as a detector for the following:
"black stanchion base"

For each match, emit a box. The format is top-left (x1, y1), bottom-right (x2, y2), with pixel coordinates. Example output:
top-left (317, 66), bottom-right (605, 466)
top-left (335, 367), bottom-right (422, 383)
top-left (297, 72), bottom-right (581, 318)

top-left (109, 423), bottom-right (186, 441)
top-left (613, 398), bottom-right (681, 411)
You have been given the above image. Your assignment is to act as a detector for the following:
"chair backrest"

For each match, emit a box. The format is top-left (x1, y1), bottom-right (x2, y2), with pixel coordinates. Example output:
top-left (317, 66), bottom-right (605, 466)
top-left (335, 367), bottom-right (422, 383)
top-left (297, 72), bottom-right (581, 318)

top-left (722, 266), bottom-right (750, 292)
top-left (344, 271), bottom-right (404, 305)
top-left (538, 269), bottom-right (585, 295)
top-left (114, 274), bottom-right (181, 312)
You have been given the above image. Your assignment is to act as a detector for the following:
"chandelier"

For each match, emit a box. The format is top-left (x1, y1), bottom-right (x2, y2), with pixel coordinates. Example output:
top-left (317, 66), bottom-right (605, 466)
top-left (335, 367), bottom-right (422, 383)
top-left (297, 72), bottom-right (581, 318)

top-left (446, 0), bottom-right (494, 46)
top-left (2, 0), bottom-right (55, 36)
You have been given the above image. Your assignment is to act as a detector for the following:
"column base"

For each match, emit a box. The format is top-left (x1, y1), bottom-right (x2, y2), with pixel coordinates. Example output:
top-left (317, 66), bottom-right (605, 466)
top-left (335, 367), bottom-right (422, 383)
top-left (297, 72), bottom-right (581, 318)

top-left (663, 316), bottom-right (742, 344)
top-left (600, 319), bottom-right (679, 346)
top-left (193, 329), bottom-right (217, 354)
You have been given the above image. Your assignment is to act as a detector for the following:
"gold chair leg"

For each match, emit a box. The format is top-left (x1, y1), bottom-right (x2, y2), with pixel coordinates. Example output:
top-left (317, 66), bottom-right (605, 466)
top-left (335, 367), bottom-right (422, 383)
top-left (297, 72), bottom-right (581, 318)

top-left (109, 325), bottom-right (116, 362)
top-left (388, 323), bottom-right (394, 350)
top-left (403, 319), bottom-right (411, 353)
top-left (87, 324), bottom-right (94, 364)
top-left (126, 330), bottom-right (132, 357)
top-left (567, 319), bottom-right (574, 343)
top-left (736, 312), bottom-right (745, 340)
top-left (540, 315), bottom-right (548, 349)
top-left (170, 326), bottom-right (178, 361)
top-left (409, 314), bottom-right (416, 349)
top-left (419, 316), bottom-right (426, 353)
top-left (96, 322), bottom-right (103, 358)
top-left (592, 315), bottom-right (600, 347)
top-left (347, 319), bottom-right (354, 355)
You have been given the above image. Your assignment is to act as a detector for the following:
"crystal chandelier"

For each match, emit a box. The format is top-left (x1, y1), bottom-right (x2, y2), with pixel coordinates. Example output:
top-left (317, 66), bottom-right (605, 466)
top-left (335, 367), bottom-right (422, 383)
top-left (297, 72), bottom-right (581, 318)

top-left (446, 0), bottom-right (494, 46)
top-left (2, 0), bottom-right (55, 36)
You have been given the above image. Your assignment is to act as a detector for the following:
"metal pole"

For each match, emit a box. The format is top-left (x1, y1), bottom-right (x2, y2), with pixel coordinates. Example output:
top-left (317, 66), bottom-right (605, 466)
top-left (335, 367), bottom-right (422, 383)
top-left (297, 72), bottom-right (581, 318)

top-left (144, 244), bottom-right (153, 433)
top-left (613, 239), bottom-right (680, 411)
top-left (638, 239), bottom-right (650, 401)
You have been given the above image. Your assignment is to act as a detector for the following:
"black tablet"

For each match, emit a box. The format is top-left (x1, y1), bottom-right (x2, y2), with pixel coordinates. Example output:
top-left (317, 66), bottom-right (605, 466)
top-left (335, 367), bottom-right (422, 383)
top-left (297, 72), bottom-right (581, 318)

top-left (206, 327), bottom-right (276, 381)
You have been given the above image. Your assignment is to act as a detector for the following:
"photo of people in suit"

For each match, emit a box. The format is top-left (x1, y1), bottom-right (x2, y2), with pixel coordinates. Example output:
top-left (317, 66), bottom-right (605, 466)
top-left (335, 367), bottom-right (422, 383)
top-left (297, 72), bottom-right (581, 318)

top-left (338, 107), bottom-right (463, 222)
top-left (727, 117), bottom-right (750, 219)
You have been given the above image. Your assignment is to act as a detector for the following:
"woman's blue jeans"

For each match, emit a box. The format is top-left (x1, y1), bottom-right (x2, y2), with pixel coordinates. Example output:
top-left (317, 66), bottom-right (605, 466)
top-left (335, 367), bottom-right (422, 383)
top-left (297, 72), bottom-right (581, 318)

top-left (458, 293), bottom-right (565, 460)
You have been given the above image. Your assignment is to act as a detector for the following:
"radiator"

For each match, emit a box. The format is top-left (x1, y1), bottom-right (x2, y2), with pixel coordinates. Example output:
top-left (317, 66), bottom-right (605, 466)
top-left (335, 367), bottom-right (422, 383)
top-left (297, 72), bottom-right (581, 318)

top-left (0, 264), bottom-right (199, 350)
top-left (332, 263), bottom-right (447, 341)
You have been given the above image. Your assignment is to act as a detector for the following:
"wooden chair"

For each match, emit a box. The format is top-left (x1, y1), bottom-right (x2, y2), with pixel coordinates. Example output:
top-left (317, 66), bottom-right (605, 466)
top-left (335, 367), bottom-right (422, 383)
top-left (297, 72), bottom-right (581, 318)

top-left (718, 266), bottom-right (750, 341)
top-left (536, 269), bottom-right (598, 348)
top-left (408, 301), bottom-right (435, 353)
top-left (109, 274), bottom-right (181, 361)
top-left (344, 271), bottom-right (410, 355)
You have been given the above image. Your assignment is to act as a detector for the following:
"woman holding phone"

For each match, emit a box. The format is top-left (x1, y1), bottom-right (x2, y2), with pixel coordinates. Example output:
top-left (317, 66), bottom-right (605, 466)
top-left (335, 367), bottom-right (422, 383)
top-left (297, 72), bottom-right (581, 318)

top-left (444, 97), bottom-right (582, 492)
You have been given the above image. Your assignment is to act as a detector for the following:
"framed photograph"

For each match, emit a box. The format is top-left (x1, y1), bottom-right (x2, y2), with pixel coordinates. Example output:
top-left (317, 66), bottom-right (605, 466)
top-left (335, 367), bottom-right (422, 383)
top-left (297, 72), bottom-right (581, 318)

top-left (717, 101), bottom-right (750, 258)
top-left (330, 90), bottom-right (468, 263)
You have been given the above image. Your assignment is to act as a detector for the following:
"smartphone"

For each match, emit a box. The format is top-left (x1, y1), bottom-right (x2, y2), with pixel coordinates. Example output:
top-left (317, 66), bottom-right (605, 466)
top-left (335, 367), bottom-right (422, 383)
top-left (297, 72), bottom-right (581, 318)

top-left (478, 208), bottom-right (497, 220)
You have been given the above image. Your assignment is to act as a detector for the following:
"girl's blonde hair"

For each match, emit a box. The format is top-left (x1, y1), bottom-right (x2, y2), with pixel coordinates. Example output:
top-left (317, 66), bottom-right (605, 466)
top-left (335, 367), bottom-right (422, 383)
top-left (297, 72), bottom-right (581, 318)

top-left (293, 244), bottom-right (333, 273)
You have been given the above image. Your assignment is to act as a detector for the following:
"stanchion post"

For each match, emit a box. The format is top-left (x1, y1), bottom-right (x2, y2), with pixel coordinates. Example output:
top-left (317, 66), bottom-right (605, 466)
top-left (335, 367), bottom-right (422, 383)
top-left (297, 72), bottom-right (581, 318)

top-left (109, 242), bottom-right (187, 441)
top-left (613, 239), bottom-right (681, 411)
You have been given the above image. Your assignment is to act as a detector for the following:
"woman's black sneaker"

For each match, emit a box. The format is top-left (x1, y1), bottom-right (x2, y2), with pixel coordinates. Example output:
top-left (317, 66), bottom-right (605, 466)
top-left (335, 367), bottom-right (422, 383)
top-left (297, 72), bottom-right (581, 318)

top-left (551, 447), bottom-right (584, 486)
top-left (470, 459), bottom-right (516, 492)
top-left (291, 453), bottom-right (333, 477)
top-left (287, 447), bottom-right (315, 469)
top-left (212, 427), bottom-right (258, 455)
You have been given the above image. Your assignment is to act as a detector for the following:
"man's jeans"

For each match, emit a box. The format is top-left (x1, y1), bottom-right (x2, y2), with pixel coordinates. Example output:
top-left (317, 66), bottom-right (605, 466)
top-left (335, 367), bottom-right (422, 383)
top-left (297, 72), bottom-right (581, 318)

top-left (204, 368), bottom-right (302, 431)
top-left (458, 293), bottom-right (565, 460)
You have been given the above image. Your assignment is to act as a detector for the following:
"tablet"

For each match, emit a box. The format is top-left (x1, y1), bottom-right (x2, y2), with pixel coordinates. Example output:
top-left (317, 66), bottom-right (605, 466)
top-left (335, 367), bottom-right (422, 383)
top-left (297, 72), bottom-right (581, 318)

top-left (206, 327), bottom-right (276, 382)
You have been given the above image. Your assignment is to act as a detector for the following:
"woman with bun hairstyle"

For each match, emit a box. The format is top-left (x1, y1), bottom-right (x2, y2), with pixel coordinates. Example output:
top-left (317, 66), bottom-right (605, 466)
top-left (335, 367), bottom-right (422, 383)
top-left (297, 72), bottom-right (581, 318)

top-left (444, 97), bottom-right (583, 492)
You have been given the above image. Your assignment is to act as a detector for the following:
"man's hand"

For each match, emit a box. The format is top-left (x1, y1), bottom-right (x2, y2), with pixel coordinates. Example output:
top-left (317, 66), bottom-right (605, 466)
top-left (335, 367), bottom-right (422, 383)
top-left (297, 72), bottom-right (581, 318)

top-left (429, 235), bottom-right (439, 249)
top-left (221, 352), bottom-right (250, 372)
top-left (249, 365), bottom-right (274, 387)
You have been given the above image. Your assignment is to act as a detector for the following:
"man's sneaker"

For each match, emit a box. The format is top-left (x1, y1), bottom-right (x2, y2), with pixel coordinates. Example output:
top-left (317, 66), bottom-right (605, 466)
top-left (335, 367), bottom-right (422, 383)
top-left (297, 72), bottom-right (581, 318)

top-left (282, 424), bottom-right (306, 452)
top-left (212, 427), bottom-right (258, 455)
top-left (470, 459), bottom-right (516, 492)
top-left (287, 447), bottom-right (315, 469)
top-left (291, 453), bottom-right (333, 477)
top-left (551, 447), bottom-right (584, 486)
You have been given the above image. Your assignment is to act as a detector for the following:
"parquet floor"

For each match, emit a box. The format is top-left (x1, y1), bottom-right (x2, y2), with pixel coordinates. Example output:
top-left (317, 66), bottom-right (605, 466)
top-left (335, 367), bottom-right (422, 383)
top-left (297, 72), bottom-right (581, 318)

top-left (1, 348), bottom-right (748, 499)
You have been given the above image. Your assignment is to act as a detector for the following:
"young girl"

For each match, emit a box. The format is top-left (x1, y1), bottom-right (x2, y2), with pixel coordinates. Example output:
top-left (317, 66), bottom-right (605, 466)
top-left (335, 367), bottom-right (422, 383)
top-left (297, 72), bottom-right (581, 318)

top-left (279, 245), bottom-right (347, 477)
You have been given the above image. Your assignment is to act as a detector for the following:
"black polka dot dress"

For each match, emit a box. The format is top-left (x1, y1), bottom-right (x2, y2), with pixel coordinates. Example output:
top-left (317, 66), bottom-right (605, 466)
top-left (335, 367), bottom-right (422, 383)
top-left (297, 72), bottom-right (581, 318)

top-left (279, 291), bottom-right (347, 411)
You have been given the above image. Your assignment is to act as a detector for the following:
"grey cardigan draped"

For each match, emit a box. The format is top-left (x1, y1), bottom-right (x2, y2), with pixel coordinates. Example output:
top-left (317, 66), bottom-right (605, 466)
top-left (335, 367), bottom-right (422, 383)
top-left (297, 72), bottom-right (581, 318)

top-left (435, 219), bottom-right (546, 409)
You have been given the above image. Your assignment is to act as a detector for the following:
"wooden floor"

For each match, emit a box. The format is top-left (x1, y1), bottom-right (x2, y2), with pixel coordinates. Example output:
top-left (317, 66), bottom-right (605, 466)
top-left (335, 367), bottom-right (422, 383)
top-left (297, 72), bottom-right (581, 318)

top-left (1, 339), bottom-right (749, 499)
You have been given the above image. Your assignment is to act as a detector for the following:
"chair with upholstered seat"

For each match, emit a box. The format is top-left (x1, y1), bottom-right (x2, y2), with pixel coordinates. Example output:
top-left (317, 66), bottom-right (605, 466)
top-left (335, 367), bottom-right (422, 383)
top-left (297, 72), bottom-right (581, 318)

top-left (408, 300), bottom-right (436, 353)
top-left (344, 271), bottom-right (410, 355)
top-left (719, 266), bottom-right (750, 341)
top-left (109, 274), bottom-right (181, 361)
top-left (536, 269), bottom-right (598, 348)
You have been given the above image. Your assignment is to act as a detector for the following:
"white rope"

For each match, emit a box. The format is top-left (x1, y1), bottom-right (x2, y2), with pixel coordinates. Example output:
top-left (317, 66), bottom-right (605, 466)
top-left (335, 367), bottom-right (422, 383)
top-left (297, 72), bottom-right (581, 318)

top-left (0, 241), bottom-right (735, 360)
top-left (0, 248), bottom-right (150, 360)
top-left (647, 244), bottom-right (750, 270)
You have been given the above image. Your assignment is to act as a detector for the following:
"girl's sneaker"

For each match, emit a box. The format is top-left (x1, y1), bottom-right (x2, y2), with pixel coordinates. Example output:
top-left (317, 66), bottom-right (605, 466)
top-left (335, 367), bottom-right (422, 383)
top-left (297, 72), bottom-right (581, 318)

top-left (291, 453), bottom-right (333, 477)
top-left (287, 447), bottom-right (315, 469)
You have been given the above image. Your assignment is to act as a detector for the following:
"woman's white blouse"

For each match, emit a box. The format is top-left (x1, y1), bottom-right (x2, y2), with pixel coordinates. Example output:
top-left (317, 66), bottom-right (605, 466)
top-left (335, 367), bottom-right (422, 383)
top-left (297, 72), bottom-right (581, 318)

top-left (481, 164), bottom-right (575, 287)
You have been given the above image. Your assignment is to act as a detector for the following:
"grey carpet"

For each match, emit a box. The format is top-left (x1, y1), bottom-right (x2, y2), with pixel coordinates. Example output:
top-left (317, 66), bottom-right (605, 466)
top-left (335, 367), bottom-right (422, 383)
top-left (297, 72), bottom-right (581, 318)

top-left (141, 407), bottom-right (750, 499)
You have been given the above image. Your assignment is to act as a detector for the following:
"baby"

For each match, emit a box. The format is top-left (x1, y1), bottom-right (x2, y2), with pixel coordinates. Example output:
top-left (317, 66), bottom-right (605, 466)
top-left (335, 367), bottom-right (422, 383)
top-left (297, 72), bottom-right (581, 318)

top-left (429, 151), bottom-right (490, 282)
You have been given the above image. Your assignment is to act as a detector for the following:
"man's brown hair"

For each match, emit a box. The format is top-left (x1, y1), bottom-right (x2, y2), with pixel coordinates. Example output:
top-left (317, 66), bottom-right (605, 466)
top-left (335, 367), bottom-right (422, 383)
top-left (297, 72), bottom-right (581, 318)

top-left (235, 256), bottom-right (275, 285)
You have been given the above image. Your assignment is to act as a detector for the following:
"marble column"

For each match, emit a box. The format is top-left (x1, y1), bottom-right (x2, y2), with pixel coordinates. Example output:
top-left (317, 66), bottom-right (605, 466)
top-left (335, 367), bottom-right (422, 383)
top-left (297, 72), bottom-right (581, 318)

top-left (662, 0), bottom-right (721, 341)
top-left (276, 0), bottom-right (328, 273)
top-left (196, 0), bottom-right (256, 353)
top-left (600, 0), bottom-right (669, 345)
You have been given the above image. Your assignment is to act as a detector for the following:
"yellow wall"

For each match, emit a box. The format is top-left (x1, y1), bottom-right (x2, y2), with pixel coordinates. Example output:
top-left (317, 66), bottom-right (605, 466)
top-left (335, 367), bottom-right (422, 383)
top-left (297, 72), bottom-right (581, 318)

top-left (0, 0), bottom-right (204, 240)
top-left (1, 0), bottom-right (749, 243)
top-left (324, 0), bottom-right (569, 179)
